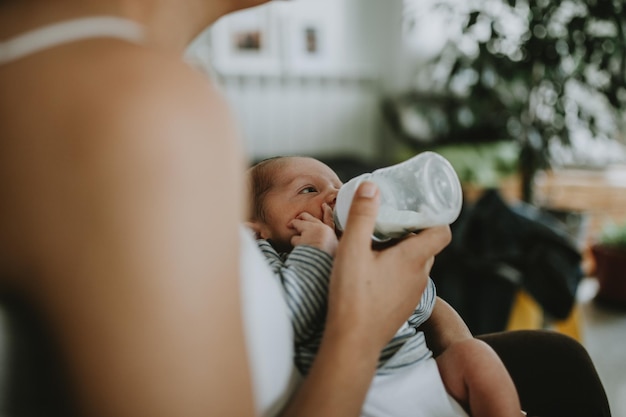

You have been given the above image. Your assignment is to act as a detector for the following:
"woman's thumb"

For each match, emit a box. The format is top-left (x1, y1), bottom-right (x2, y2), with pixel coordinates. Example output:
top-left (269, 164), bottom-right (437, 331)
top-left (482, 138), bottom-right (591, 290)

top-left (338, 181), bottom-right (379, 248)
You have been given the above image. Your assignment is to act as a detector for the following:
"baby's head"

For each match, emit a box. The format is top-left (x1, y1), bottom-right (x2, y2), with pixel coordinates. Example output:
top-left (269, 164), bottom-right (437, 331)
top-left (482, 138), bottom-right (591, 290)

top-left (247, 156), bottom-right (342, 252)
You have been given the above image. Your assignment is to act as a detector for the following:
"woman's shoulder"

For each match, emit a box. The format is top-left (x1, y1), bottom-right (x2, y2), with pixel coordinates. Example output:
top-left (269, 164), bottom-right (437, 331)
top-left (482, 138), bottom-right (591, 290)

top-left (74, 41), bottom-right (230, 131)
top-left (0, 39), bottom-right (243, 287)
top-left (62, 40), bottom-right (241, 174)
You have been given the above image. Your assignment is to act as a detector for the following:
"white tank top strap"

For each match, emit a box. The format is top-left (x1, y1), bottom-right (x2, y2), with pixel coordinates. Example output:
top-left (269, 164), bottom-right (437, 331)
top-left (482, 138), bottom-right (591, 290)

top-left (0, 16), bottom-right (144, 65)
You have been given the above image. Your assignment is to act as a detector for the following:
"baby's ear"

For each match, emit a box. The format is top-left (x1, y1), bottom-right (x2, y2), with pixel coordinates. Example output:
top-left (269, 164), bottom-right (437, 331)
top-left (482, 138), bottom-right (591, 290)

top-left (244, 221), bottom-right (264, 239)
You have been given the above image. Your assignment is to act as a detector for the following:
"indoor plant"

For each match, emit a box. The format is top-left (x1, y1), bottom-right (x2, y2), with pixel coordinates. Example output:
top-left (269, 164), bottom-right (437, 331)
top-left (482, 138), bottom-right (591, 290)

top-left (591, 220), bottom-right (626, 308)
top-left (397, 0), bottom-right (626, 202)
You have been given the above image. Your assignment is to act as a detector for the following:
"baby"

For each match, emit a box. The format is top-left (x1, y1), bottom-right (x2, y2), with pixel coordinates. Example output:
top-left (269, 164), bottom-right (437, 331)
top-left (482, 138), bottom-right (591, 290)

top-left (246, 155), bottom-right (523, 417)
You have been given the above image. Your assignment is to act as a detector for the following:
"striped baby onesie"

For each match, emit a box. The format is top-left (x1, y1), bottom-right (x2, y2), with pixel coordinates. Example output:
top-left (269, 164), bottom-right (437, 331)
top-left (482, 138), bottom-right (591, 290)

top-left (256, 239), bottom-right (435, 376)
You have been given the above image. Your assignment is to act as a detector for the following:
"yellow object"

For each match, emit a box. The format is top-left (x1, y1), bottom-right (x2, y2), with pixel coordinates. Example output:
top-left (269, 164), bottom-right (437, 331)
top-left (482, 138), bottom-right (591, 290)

top-left (505, 290), bottom-right (583, 342)
top-left (553, 303), bottom-right (583, 341)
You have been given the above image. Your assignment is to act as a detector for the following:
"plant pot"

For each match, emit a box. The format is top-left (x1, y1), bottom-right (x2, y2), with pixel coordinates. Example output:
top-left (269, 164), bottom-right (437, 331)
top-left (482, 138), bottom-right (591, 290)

top-left (591, 244), bottom-right (626, 308)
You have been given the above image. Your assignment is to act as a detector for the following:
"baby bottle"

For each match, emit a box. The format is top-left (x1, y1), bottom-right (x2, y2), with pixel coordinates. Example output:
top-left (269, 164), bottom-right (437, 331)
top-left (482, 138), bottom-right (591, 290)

top-left (334, 151), bottom-right (463, 242)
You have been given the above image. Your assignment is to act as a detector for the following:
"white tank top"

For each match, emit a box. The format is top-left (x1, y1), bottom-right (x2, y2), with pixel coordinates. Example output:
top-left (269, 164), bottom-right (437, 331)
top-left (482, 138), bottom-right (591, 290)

top-left (239, 228), bottom-right (299, 415)
top-left (0, 16), bottom-right (143, 64)
top-left (0, 16), bottom-right (299, 415)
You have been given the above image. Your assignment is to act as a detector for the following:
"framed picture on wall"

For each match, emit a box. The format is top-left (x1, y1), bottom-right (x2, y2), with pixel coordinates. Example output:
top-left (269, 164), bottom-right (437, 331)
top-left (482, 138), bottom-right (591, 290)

top-left (210, 5), bottom-right (282, 75)
top-left (278, 0), bottom-right (349, 76)
top-left (284, 17), bottom-right (334, 74)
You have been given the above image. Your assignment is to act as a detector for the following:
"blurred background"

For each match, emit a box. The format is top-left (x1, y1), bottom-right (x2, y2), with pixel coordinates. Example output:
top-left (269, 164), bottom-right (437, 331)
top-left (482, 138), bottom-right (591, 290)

top-left (187, 0), bottom-right (626, 414)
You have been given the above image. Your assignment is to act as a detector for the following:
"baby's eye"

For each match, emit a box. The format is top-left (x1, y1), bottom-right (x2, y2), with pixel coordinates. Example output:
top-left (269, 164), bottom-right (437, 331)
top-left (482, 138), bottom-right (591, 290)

top-left (299, 186), bottom-right (317, 194)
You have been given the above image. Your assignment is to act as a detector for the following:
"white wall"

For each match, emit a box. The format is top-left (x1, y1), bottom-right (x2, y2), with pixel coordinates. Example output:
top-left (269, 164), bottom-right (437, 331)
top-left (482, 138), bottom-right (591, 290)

top-left (187, 0), bottom-right (406, 162)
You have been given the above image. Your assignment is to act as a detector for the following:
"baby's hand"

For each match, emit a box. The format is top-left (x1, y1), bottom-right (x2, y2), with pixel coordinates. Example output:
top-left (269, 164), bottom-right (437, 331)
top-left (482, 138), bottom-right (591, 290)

top-left (289, 204), bottom-right (338, 256)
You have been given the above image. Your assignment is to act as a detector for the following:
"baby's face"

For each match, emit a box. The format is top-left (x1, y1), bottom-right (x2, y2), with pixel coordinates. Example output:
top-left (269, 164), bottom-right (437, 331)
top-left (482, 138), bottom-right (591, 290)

top-left (259, 157), bottom-right (342, 249)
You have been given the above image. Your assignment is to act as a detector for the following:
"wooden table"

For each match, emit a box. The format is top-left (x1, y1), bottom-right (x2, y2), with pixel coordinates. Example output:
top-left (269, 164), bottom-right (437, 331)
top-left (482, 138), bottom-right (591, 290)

top-left (534, 166), bottom-right (626, 275)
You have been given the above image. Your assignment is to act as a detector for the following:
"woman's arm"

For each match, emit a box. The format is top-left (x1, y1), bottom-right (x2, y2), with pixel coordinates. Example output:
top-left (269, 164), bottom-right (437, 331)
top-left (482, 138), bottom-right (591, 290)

top-left (31, 51), bottom-right (255, 417)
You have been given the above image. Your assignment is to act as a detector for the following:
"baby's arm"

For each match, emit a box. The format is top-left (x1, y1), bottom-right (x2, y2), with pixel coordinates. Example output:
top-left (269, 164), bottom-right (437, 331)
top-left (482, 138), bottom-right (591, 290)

top-left (419, 297), bottom-right (473, 356)
top-left (426, 299), bottom-right (522, 416)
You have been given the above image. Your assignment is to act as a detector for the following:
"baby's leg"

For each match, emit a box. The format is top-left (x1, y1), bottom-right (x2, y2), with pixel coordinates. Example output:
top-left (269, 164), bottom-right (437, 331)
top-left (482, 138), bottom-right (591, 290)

top-left (436, 338), bottom-right (522, 417)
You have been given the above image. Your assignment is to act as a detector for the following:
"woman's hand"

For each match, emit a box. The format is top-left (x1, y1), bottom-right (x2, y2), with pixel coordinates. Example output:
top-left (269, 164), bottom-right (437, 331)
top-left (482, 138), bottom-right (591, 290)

top-left (326, 181), bottom-right (451, 351)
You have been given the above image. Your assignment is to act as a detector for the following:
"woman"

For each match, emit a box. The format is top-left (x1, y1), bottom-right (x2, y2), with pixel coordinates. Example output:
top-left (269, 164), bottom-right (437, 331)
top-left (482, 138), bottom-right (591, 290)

top-left (0, 1), bottom-right (611, 417)
top-left (0, 1), bottom-right (454, 416)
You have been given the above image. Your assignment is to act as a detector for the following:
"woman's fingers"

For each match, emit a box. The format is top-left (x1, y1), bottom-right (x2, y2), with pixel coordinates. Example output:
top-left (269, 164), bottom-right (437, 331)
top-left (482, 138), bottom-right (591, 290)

top-left (393, 226), bottom-right (452, 262)
top-left (335, 181), bottom-right (379, 256)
